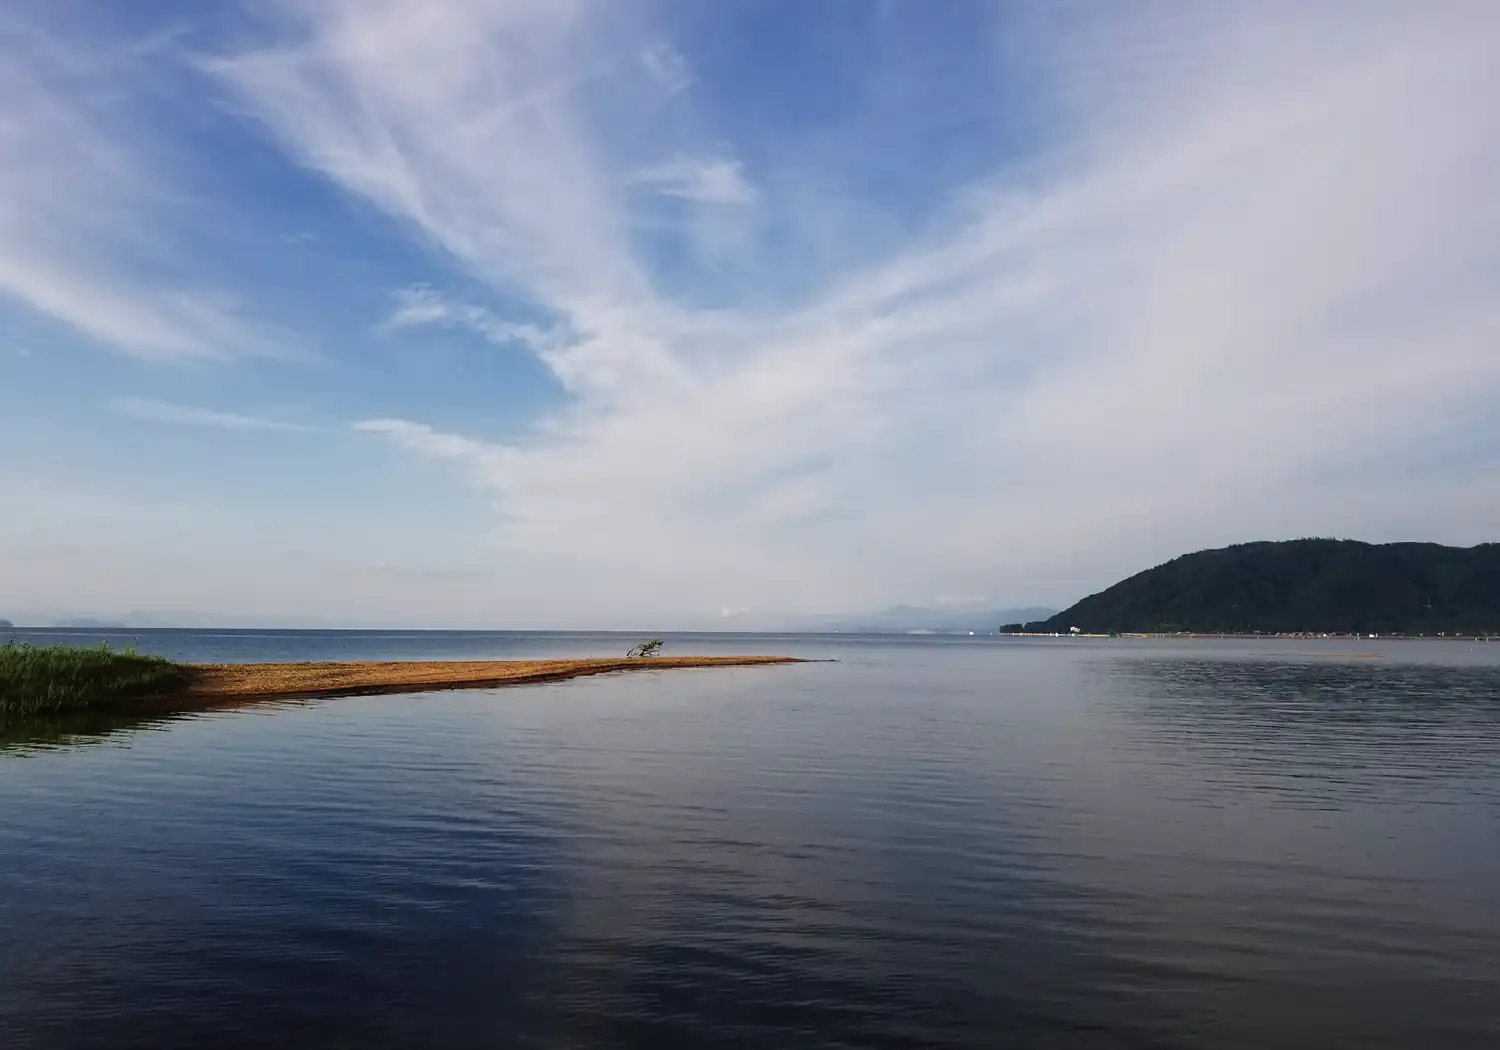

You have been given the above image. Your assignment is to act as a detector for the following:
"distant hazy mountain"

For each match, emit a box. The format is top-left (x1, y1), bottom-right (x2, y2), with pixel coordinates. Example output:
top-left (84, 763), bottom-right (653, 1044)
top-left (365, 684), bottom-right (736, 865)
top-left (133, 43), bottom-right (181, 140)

top-left (814, 605), bottom-right (1058, 634)
top-left (52, 617), bottom-right (130, 629)
top-left (1039, 539), bottom-right (1500, 634)
top-left (0, 619), bottom-right (13, 631)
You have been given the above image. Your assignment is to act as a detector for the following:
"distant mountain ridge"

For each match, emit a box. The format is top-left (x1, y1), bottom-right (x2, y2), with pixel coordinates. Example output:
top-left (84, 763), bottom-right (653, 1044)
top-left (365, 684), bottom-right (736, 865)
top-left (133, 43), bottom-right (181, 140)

top-left (1037, 539), bottom-right (1500, 635)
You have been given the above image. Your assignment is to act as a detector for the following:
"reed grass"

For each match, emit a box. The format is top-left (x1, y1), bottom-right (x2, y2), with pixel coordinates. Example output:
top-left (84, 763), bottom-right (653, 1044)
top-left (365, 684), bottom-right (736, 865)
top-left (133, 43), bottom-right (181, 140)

top-left (0, 640), bottom-right (186, 716)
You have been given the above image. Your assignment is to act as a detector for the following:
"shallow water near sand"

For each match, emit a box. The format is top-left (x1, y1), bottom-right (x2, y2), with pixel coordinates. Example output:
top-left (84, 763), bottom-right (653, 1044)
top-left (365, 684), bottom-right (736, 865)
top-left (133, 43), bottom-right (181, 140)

top-left (3, 630), bottom-right (1499, 1049)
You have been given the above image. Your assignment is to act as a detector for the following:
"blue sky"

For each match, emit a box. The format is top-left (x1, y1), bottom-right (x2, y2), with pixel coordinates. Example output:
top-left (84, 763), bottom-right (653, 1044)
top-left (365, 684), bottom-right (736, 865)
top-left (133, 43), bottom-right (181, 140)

top-left (3, 1), bottom-right (1499, 628)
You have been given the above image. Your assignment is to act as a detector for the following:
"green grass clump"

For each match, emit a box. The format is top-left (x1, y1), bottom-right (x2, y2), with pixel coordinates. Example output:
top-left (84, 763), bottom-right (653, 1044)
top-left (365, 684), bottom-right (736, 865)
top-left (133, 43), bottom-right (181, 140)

top-left (0, 641), bottom-right (187, 716)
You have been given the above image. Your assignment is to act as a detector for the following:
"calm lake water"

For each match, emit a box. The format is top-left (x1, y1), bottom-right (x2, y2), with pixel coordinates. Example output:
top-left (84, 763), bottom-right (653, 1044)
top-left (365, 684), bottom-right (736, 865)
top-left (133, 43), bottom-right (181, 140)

top-left (3, 631), bottom-right (1499, 1049)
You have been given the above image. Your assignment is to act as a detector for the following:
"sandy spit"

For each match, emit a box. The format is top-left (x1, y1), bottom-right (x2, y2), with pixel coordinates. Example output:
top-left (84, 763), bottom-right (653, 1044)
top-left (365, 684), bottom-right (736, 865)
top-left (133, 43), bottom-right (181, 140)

top-left (174, 656), bottom-right (801, 705)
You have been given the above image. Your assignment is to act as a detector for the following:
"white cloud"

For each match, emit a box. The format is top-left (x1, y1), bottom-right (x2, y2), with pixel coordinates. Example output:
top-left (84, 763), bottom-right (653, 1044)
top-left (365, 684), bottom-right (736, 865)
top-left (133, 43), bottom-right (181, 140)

top-left (211, 1), bottom-right (644, 315)
top-left (385, 286), bottom-right (454, 328)
top-left (352, 418), bottom-right (516, 473)
top-left (639, 43), bottom-right (691, 97)
top-left (0, 14), bottom-right (285, 360)
top-left (226, 1), bottom-right (1500, 617)
top-left (385, 285), bottom-right (559, 352)
top-left (630, 156), bottom-right (756, 205)
top-left (110, 397), bottom-right (311, 432)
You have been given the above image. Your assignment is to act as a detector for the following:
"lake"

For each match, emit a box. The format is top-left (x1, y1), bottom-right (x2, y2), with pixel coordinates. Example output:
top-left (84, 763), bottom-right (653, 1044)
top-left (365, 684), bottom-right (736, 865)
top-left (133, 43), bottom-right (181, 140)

top-left (2, 631), bottom-right (1498, 1048)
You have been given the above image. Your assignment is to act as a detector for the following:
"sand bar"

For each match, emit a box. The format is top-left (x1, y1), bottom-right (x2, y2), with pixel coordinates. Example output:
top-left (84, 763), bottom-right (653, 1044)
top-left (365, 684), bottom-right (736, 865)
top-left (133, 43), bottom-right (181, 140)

top-left (175, 656), bottom-right (801, 705)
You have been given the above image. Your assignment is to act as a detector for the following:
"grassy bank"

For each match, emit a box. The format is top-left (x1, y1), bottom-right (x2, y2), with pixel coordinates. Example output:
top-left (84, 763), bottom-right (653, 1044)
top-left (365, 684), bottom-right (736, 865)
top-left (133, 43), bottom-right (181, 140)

top-left (0, 641), bottom-right (187, 716)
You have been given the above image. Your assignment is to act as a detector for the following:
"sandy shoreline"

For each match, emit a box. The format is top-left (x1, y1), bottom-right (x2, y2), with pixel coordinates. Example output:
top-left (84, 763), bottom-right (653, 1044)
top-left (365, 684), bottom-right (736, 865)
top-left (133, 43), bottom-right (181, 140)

top-left (173, 655), bottom-right (800, 706)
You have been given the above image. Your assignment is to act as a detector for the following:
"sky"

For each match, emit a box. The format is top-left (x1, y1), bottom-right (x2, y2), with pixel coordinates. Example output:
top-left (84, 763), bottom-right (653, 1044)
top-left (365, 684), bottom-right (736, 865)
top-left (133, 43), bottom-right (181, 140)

top-left (2, 0), bottom-right (1499, 629)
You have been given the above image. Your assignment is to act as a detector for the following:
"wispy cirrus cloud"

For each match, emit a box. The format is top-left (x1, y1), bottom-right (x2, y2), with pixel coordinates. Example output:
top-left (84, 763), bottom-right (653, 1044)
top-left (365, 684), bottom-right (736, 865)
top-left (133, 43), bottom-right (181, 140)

top-left (211, 1), bottom-right (648, 317)
top-left (630, 156), bottom-right (756, 206)
top-left (638, 43), bottom-right (690, 97)
top-left (352, 418), bottom-right (513, 469)
top-left (110, 397), bottom-right (311, 432)
top-left (213, 0), bottom-right (1500, 617)
top-left (384, 286), bottom-right (559, 352)
top-left (0, 12), bottom-right (286, 361)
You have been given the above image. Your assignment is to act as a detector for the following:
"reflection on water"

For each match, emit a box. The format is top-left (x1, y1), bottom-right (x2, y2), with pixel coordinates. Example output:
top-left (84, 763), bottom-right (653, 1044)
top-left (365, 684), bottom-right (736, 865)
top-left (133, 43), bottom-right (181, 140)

top-left (0, 710), bottom-right (191, 752)
top-left (2, 635), bottom-right (1499, 1049)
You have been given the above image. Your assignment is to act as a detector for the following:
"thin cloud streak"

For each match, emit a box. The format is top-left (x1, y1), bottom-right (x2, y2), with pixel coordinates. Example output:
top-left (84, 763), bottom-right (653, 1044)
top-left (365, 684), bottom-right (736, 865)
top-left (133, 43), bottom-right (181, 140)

top-left (111, 397), bottom-right (311, 432)
top-left (384, 286), bottom-right (559, 352)
top-left (352, 418), bottom-right (515, 470)
top-left (630, 156), bottom-right (757, 205)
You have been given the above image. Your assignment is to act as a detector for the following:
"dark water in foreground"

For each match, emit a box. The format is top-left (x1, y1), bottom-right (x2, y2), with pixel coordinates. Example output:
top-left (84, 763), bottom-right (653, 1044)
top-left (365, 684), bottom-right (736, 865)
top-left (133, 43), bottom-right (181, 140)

top-left (2, 631), bottom-right (1499, 1049)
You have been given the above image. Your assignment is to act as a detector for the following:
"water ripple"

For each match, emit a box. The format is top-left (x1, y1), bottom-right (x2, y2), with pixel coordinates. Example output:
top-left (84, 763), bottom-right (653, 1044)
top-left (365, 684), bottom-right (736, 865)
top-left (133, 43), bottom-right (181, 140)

top-left (3, 637), bottom-right (1499, 1048)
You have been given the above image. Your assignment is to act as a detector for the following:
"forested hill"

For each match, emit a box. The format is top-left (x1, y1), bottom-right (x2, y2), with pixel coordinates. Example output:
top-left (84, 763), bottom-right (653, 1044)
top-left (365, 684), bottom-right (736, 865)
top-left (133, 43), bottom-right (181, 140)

top-left (1037, 540), bottom-right (1500, 635)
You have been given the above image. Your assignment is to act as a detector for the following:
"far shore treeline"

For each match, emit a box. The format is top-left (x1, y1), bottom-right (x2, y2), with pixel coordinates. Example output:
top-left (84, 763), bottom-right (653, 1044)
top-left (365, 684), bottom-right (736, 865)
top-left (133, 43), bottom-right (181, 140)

top-left (1007, 539), bottom-right (1500, 636)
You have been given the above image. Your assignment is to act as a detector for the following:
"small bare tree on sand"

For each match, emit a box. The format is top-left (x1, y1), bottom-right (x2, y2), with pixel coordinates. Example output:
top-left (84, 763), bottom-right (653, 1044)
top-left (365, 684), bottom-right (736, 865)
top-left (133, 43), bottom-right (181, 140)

top-left (627, 639), bottom-right (664, 658)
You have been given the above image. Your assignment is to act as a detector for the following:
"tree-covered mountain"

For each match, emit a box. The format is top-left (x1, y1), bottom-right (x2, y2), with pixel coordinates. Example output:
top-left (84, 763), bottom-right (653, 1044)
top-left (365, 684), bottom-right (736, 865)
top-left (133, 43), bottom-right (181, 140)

top-left (1035, 540), bottom-right (1500, 635)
